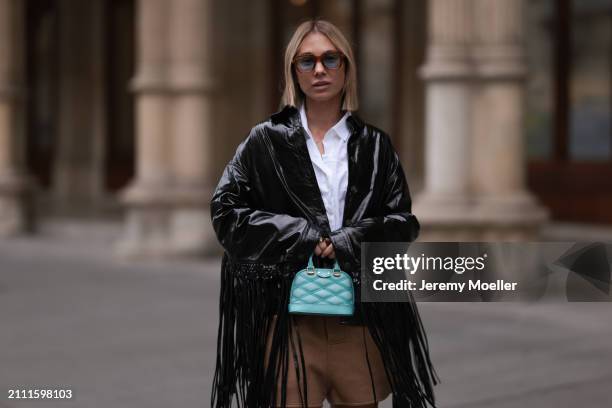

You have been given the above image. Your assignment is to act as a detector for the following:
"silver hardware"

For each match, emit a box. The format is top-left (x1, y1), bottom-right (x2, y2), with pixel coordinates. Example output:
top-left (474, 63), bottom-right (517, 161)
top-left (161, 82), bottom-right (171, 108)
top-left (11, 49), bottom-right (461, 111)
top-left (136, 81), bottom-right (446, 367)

top-left (307, 269), bottom-right (315, 276)
top-left (333, 272), bottom-right (341, 277)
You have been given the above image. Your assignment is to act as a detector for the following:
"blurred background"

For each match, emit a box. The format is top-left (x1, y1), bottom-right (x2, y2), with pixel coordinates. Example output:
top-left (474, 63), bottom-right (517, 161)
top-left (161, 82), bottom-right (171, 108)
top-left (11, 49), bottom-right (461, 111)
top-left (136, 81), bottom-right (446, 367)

top-left (1, 0), bottom-right (611, 407)
top-left (0, 0), bottom-right (610, 250)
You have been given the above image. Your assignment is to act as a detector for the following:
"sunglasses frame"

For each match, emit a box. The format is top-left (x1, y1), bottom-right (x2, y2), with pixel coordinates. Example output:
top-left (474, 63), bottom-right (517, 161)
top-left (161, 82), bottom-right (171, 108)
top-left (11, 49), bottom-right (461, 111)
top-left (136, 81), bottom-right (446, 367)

top-left (292, 51), bottom-right (345, 73)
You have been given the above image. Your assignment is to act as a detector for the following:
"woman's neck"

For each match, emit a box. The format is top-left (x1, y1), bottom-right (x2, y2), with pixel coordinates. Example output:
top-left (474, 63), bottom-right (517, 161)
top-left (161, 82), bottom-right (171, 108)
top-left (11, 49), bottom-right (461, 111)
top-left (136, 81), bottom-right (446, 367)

top-left (304, 97), bottom-right (343, 137)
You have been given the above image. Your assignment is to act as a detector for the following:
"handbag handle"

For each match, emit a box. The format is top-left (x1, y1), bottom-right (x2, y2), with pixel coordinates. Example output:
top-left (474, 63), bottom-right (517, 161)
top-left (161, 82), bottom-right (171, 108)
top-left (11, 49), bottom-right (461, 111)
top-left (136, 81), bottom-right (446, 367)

top-left (307, 254), bottom-right (341, 272)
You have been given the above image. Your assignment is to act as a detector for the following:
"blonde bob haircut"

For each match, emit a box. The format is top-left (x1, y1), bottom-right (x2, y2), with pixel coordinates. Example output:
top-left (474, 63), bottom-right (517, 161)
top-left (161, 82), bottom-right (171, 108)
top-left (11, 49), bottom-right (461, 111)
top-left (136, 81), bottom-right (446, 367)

top-left (281, 19), bottom-right (359, 112)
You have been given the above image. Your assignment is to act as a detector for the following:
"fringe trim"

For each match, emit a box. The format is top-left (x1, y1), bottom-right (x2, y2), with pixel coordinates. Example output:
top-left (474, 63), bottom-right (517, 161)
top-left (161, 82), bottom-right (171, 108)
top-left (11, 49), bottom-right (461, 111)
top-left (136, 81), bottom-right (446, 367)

top-left (361, 292), bottom-right (440, 408)
top-left (211, 254), bottom-right (305, 408)
top-left (211, 254), bottom-right (439, 408)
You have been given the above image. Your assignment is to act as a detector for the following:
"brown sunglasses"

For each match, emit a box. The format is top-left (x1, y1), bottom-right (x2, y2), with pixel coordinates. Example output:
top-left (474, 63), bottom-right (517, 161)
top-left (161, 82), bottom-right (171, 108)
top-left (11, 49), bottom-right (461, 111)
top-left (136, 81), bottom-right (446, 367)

top-left (293, 51), bottom-right (345, 73)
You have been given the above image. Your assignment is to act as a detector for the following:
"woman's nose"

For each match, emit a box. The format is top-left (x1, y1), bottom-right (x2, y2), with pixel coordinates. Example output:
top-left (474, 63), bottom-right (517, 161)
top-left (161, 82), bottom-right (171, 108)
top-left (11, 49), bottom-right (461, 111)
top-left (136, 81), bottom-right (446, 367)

top-left (314, 60), bottom-right (326, 74)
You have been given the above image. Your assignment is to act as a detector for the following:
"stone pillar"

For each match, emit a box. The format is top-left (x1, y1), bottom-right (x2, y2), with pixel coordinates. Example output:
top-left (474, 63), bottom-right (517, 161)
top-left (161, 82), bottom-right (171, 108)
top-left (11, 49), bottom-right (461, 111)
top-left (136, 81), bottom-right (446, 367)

top-left (414, 0), bottom-right (548, 240)
top-left (166, 0), bottom-right (217, 255)
top-left (471, 0), bottom-right (547, 235)
top-left (0, 0), bottom-right (33, 236)
top-left (117, 0), bottom-right (218, 257)
top-left (54, 0), bottom-right (107, 214)
top-left (117, 0), bottom-right (173, 257)
top-left (414, 0), bottom-right (474, 230)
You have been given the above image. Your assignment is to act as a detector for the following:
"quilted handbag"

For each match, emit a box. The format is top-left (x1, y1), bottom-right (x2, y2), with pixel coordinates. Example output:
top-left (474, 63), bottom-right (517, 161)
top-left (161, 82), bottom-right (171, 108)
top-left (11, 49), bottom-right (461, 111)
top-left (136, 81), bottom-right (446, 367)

top-left (288, 254), bottom-right (354, 316)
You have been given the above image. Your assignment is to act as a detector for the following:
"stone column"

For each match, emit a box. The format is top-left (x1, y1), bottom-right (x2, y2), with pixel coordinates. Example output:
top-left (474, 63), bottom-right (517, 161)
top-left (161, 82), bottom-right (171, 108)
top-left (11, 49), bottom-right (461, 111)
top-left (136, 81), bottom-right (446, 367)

top-left (415, 0), bottom-right (548, 241)
top-left (118, 0), bottom-right (219, 257)
top-left (414, 0), bottom-right (474, 231)
top-left (471, 0), bottom-right (547, 236)
top-left (166, 0), bottom-right (218, 255)
top-left (117, 0), bottom-right (173, 257)
top-left (0, 0), bottom-right (33, 236)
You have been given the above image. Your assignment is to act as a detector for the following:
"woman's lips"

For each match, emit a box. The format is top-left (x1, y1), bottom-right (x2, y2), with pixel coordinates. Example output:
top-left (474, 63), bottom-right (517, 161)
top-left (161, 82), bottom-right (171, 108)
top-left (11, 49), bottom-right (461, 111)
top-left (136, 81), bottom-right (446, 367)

top-left (313, 82), bottom-right (330, 88)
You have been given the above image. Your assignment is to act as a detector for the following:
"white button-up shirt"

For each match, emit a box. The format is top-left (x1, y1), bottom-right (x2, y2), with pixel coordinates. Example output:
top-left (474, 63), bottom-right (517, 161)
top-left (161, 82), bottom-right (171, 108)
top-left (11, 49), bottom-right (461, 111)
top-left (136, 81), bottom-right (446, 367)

top-left (300, 104), bottom-right (351, 231)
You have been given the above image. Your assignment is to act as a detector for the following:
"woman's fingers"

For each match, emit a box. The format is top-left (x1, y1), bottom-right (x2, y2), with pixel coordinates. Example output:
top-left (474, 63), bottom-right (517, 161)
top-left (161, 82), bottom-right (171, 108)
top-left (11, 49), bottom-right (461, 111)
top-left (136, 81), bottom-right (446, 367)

top-left (324, 238), bottom-right (335, 258)
top-left (321, 243), bottom-right (334, 258)
top-left (314, 238), bottom-right (336, 258)
top-left (315, 240), bottom-right (327, 256)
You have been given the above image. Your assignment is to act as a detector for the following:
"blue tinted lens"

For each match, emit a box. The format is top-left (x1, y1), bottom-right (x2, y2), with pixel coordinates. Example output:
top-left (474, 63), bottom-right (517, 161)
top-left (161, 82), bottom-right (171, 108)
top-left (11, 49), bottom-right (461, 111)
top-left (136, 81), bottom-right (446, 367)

top-left (323, 54), bottom-right (341, 69)
top-left (296, 57), bottom-right (315, 71)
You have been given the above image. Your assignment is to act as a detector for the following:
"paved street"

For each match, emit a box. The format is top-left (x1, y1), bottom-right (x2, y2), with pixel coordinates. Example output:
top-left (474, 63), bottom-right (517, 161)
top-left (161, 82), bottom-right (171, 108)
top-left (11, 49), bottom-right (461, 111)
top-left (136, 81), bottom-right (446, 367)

top-left (1, 222), bottom-right (611, 407)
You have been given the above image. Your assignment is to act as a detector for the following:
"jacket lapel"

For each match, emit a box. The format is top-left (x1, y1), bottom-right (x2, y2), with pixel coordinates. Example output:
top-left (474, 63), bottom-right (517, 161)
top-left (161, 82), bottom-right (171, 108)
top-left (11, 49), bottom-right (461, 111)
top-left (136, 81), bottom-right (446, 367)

top-left (269, 107), bottom-right (331, 232)
top-left (343, 114), bottom-right (367, 225)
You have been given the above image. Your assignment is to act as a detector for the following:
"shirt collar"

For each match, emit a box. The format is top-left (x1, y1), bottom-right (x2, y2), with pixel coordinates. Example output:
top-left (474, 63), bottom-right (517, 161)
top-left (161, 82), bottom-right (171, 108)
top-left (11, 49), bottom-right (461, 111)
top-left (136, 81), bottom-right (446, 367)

top-left (299, 103), bottom-right (351, 142)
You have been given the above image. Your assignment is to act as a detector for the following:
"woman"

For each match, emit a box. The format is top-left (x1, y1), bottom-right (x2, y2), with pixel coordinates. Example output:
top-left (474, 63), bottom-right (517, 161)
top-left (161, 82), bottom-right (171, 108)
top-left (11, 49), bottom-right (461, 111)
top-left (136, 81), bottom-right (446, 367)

top-left (210, 19), bottom-right (438, 408)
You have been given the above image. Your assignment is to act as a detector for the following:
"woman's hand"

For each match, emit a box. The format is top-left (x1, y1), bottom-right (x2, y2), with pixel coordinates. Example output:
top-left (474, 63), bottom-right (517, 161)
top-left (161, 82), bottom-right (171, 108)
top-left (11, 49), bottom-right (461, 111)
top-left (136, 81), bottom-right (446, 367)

top-left (314, 237), bottom-right (335, 259)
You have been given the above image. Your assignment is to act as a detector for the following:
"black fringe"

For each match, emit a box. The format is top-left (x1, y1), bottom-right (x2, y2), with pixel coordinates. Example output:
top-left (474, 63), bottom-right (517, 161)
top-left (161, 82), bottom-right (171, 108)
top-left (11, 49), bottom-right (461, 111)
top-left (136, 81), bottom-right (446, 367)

top-left (211, 254), bottom-right (439, 408)
top-left (211, 254), bottom-right (305, 408)
top-left (361, 292), bottom-right (440, 408)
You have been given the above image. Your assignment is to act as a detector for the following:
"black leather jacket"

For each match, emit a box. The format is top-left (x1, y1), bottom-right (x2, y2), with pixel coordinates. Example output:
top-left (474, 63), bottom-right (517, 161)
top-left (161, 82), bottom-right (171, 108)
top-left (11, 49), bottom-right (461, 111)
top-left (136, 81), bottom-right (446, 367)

top-left (209, 106), bottom-right (436, 408)
top-left (211, 104), bottom-right (419, 276)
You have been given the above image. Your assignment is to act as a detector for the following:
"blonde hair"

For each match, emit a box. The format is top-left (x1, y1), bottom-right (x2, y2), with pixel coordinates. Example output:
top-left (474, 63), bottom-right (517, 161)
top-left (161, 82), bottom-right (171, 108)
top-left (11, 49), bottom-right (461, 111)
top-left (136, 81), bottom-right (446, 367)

top-left (281, 19), bottom-right (359, 112)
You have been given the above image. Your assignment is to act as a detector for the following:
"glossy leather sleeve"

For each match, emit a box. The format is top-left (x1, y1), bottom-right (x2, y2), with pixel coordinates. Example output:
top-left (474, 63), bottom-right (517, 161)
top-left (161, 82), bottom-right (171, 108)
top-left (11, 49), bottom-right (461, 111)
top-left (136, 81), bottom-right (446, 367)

top-left (210, 133), bottom-right (321, 264)
top-left (329, 134), bottom-right (420, 271)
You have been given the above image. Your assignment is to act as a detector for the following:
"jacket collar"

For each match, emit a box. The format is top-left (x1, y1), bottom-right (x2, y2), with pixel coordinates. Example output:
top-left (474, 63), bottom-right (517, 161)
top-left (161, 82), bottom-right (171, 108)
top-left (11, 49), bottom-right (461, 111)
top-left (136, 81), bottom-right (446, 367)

top-left (271, 104), bottom-right (365, 134)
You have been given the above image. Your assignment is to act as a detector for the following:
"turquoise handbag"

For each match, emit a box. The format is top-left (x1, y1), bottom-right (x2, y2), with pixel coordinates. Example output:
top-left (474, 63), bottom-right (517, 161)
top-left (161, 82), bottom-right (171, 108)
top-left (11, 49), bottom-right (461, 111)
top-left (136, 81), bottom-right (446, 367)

top-left (288, 254), bottom-right (354, 316)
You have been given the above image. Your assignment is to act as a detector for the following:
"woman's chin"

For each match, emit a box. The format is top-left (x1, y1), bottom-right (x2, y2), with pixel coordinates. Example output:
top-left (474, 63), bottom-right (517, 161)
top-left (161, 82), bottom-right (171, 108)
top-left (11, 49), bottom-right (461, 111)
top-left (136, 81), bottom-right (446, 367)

top-left (305, 92), bottom-right (341, 104)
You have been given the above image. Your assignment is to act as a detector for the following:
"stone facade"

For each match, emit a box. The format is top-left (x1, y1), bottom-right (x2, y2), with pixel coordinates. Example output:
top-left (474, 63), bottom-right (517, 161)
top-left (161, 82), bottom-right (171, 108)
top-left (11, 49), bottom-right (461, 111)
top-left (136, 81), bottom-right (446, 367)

top-left (0, 0), bottom-right (552, 255)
